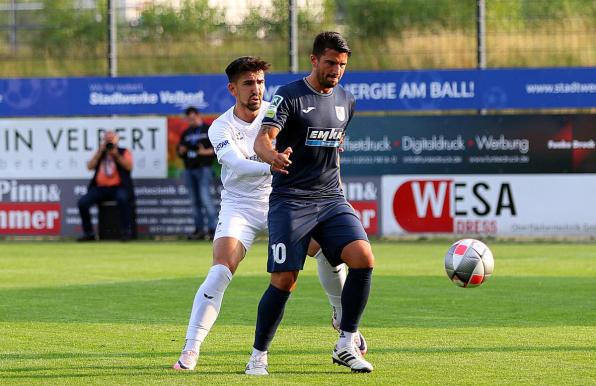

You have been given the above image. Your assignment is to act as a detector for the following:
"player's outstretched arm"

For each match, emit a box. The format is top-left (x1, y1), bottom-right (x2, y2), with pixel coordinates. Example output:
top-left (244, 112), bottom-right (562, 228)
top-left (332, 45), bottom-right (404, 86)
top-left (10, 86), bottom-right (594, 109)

top-left (219, 150), bottom-right (271, 177)
top-left (254, 124), bottom-right (292, 174)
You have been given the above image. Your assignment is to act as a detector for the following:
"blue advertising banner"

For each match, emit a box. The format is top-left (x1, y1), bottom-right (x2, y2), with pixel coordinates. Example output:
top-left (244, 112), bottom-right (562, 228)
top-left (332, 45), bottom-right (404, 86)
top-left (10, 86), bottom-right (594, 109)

top-left (340, 114), bottom-right (596, 176)
top-left (0, 67), bottom-right (594, 117)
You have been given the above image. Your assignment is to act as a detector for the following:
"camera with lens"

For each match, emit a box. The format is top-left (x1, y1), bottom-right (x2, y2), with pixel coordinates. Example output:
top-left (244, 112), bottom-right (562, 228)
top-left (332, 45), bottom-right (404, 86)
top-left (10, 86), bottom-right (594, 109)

top-left (105, 142), bottom-right (114, 151)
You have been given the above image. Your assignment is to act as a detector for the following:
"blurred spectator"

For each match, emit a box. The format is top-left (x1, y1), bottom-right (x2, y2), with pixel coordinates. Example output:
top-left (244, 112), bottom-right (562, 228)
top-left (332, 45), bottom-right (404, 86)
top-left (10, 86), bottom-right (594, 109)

top-left (177, 107), bottom-right (217, 240)
top-left (77, 130), bottom-right (134, 241)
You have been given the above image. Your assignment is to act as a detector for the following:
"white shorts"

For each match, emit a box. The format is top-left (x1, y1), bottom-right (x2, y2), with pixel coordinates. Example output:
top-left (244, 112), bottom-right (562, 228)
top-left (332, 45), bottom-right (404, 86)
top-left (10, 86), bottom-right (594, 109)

top-left (213, 198), bottom-right (268, 252)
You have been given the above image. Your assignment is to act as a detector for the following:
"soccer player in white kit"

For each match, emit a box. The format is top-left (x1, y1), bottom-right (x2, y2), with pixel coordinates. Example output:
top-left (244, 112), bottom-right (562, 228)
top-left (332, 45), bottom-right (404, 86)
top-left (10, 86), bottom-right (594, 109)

top-left (173, 56), bottom-right (365, 371)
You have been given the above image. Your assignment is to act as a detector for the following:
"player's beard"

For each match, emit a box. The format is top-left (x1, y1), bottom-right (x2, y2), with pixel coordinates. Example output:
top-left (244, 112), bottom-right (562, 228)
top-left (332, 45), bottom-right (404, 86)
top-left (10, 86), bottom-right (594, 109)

top-left (243, 97), bottom-right (261, 111)
top-left (318, 70), bottom-right (340, 89)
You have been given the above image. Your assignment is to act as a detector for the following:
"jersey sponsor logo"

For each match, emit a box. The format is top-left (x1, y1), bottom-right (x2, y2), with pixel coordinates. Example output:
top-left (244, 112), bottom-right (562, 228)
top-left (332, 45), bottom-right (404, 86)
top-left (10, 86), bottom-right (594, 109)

top-left (335, 106), bottom-right (346, 121)
top-left (215, 140), bottom-right (229, 152)
top-left (265, 95), bottom-right (284, 118)
top-left (305, 127), bottom-right (344, 147)
top-left (302, 107), bottom-right (316, 113)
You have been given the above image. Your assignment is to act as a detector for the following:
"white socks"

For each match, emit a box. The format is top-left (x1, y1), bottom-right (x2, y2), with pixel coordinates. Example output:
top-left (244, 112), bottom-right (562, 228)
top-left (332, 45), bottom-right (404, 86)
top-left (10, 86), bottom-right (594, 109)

top-left (338, 330), bottom-right (356, 349)
top-left (315, 249), bottom-right (346, 324)
top-left (184, 264), bottom-right (233, 352)
top-left (183, 253), bottom-right (347, 354)
top-left (251, 347), bottom-right (267, 358)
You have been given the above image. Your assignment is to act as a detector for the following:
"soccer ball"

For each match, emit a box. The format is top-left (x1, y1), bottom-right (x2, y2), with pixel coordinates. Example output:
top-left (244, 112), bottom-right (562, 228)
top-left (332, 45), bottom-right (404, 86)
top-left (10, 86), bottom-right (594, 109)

top-left (444, 239), bottom-right (494, 288)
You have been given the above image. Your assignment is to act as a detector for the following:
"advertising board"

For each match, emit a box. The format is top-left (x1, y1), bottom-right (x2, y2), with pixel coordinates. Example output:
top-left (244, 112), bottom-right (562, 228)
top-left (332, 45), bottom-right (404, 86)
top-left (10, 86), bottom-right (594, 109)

top-left (0, 117), bottom-right (167, 179)
top-left (381, 175), bottom-right (596, 237)
top-left (341, 114), bottom-right (596, 175)
top-left (0, 177), bottom-right (378, 237)
top-left (1, 67), bottom-right (593, 117)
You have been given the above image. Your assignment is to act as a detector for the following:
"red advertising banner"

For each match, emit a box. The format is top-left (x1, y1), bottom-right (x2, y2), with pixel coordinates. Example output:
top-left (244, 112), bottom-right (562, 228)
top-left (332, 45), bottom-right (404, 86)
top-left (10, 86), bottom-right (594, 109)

top-left (0, 202), bottom-right (61, 235)
top-left (350, 201), bottom-right (378, 235)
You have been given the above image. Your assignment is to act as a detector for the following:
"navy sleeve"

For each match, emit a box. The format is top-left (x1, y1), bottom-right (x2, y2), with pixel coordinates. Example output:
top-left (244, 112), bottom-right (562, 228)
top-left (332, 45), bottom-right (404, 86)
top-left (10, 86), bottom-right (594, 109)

top-left (263, 86), bottom-right (293, 131)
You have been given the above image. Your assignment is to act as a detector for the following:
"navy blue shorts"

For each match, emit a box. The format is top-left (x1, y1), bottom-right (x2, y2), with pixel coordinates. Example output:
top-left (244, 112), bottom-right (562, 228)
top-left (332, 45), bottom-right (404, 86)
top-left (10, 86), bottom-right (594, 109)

top-left (267, 196), bottom-right (369, 272)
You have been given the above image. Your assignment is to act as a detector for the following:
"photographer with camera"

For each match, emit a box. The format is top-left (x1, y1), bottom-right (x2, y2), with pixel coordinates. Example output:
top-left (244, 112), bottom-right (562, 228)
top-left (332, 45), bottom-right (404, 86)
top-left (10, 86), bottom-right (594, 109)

top-left (77, 130), bottom-right (134, 241)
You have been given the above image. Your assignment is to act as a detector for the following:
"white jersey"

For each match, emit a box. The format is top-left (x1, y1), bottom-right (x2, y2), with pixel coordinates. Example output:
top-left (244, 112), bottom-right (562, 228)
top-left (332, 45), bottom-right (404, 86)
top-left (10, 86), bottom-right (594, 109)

top-left (208, 102), bottom-right (272, 205)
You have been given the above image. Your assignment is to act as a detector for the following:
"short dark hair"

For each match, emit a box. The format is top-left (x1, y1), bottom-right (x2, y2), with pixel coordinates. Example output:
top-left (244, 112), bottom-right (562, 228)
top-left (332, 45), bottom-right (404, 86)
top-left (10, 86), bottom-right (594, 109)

top-left (225, 56), bottom-right (271, 82)
top-left (312, 31), bottom-right (351, 58)
top-left (184, 106), bottom-right (199, 115)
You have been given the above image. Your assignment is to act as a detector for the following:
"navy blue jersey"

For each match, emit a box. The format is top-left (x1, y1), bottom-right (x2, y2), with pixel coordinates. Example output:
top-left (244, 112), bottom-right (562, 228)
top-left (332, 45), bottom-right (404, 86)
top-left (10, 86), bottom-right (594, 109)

top-left (263, 79), bottom-right (355, 198)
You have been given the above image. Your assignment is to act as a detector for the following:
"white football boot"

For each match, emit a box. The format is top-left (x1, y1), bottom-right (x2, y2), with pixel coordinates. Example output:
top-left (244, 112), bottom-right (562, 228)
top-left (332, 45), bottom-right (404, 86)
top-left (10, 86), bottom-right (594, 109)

top-left (245, 351), bottom-right (269, 375)
top-left (173, 350), bottom-right (198, 371)
top-left (332, 309), bottom-right (368, 356)
top-left (332, 341), bottom-right (374, 373)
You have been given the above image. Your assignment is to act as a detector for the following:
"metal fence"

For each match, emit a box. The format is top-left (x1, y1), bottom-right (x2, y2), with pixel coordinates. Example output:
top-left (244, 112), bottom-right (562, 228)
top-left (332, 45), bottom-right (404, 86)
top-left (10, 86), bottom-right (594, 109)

top-left (1, 0), bottom-right (595, 77)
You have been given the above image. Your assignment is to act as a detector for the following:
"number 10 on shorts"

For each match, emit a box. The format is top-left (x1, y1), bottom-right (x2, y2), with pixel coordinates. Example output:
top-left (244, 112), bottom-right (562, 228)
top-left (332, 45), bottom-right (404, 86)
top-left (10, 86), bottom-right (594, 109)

top-left (271, 243), bottom-right (287, 264)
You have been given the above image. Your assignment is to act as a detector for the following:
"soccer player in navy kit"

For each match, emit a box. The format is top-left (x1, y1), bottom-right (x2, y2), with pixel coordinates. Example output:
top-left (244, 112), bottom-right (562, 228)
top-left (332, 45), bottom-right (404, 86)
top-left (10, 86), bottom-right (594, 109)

top-left (246, 32), bottom-right (374, 374)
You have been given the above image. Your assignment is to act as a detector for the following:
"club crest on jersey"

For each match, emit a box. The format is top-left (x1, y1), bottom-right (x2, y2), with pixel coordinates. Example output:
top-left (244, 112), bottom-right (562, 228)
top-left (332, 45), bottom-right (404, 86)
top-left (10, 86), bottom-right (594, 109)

top-left (305, 127), bottom-right (343, 147)
top-left (335, 106), bottom-right (346, 122)
top-left (265, 95), bottom-right (284, 118)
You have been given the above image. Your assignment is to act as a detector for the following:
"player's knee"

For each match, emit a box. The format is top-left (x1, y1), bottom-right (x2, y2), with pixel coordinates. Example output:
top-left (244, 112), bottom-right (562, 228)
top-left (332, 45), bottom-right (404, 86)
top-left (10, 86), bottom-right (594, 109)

top-left (348, 254), bottom-right (375, 269)
top-left (270, 271), bottom-right (298, 292)
top-left (362, 252), bottom-right (375, 268)
top-left (341, 240), bottom-right (375, 269)
top-left (212, 257), bottom-right (240, 274)
top-left (212, 237), bottom-right (246, 274)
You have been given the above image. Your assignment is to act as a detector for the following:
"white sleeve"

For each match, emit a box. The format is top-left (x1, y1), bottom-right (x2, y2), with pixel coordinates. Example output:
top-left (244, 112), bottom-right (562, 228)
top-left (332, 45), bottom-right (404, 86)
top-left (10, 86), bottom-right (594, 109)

top-left (208, 121), bottom-right (236, 161)
top-left (219, 151), bottom-right (271, 177)
top-left (209, 118), bottom-right (270, 176)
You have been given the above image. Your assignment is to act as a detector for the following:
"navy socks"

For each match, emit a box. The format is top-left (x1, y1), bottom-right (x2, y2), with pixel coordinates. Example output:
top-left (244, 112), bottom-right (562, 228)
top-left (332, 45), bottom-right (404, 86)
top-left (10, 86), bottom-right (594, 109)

top-left (253, 284), bottom-right (291, 351)
top-left (252, 267), bottom-right (372, 350)
top-left (340, 267), bottom-right (373, 332)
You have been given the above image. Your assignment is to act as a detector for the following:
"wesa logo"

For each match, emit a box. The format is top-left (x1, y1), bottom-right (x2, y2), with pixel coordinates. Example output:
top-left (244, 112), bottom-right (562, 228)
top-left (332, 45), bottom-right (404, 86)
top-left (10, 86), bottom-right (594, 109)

top-left (393, 179), bottom-right (516, 234)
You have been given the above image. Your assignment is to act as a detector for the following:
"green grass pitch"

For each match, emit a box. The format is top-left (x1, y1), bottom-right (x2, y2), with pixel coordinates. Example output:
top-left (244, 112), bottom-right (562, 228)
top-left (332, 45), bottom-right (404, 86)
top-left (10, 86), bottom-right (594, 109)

top-left (0, 240), bottom-right (594, 385)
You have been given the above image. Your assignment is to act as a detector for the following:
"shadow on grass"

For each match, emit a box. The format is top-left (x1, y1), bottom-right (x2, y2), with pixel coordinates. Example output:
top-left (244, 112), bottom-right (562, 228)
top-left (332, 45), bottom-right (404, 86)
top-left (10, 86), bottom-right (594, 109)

top-left (2, 345), bottom-right (594, 380)
top-left (0, 371), bottom-right (347, 380)
top-left (0, 370), bottom-right (244, 380)
top-left (1, 356), bottom-right (349, 379)
top-left (0, 275), bottom-right (594, 328)
top-left (2, 344), bottom-right (594, 363)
